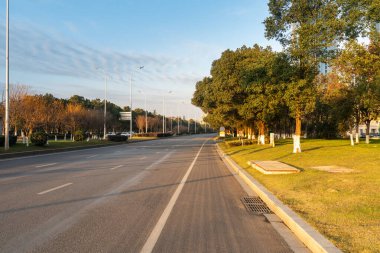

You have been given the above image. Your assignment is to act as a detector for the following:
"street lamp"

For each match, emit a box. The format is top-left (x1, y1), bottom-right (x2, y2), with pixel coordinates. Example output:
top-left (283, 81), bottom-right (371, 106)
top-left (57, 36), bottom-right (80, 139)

top-left (129, 66), bottom-right (144, 137)
top-left (138, 90), bottom-right (148, 133)
top-left (162, 90), bottom-right (172, 133)
top-left (96, 67), bottom-right (109, 140)
top-left (4, 0), bottom-right (9, 150)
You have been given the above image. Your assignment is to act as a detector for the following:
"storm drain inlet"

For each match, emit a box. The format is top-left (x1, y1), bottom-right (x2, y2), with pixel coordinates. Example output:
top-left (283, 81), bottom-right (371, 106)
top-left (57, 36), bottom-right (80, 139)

top-left (241, 196), bottom-right (273, 215)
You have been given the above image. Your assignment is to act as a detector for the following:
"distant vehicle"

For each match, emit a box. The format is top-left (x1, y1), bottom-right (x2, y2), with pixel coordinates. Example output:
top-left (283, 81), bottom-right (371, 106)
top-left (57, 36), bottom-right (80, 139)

top-left (121, 132), bottom-right (134, 137)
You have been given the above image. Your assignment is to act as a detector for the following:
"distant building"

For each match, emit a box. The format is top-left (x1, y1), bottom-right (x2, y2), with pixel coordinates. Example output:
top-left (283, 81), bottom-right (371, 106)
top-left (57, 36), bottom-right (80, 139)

top-left (358, 120), bottom-right (380, 137)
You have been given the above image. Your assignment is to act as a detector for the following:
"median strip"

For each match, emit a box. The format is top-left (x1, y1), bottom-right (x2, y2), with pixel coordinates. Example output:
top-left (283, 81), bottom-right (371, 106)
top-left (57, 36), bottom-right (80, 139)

top-left (37, 183), bottom-right (73, 195)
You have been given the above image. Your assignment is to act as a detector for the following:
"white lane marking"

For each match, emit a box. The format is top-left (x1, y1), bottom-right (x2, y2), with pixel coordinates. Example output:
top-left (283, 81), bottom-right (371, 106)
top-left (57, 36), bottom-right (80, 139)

top-left (35, 163), bottom-right (57, 168)
top-left (37, 183), bottom-right (73, 195)
top-left (145, 152), bottom-right (173, 171)
top-left (139, 156), bottom-right (147, 160)
top-left (0, 175), bottom-right (28, 182)
top-left (110, 165), bottom-right (123, 171)
top-left (140, 139), bottom-right (209, 253)
top-left (87, 155), bottom-right (98, 159)
top-left (156, 152), bottom-right (161, 154)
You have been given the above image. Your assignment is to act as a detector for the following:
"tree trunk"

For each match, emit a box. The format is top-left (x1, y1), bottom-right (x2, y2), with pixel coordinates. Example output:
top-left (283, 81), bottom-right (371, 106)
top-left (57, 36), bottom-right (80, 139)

top-left (365, 120), bottom-right (370, 144)
top-left (349, 125), bottom-right (354, 146)
top-left (293, 114), bottom-right (302, 153)
top-left (258, 121), bottom-right (265, 145)
top-left (355, 114), bottom-right (360, 143)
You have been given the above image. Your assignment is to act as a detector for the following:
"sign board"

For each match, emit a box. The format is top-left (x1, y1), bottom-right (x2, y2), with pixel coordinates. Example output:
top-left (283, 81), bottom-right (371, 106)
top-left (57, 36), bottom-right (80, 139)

top-left (120, 112), bottom-right (132, 121)
top-left (219, 126), bottom-right (225, 137)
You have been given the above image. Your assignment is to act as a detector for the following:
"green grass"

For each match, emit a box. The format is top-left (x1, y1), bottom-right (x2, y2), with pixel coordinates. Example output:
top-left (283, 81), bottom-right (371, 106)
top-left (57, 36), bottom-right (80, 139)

top-left (0, 140), bottom-right (119, 154)
top-left (0, 137), bottom-right (158, 154)
top-left (220, 138), bottom-right (380, 253)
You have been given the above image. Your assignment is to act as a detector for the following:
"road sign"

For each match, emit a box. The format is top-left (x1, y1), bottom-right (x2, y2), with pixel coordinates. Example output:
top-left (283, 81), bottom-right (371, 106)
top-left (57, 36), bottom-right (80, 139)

top-left (219, 126), bottom-right (225, 137)
top-left (120, 112), bottom-right (132, 121)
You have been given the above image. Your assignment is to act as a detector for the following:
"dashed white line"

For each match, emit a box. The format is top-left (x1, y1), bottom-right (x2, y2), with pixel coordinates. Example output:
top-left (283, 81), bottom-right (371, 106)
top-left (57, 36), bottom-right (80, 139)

top-left (35, 163), bottom-right (57, 168)
top-left (37, 183), bottom-right (73, 195)
top-left (87, 155), bottom-right (98, 159)
top-left (110, 165), bottom-right (123, 170)
top-left (139, 156), bottom-right (147, 160)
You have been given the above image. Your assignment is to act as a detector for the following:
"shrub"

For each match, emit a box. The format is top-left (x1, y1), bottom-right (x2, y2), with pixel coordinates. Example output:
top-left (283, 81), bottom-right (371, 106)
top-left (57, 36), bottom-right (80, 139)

top-left (107, 135), bottom-right (128, 142)
top-left (0, 135), bottom-right (17, 146)
top-left (226, 139), bottom-right (254, 147)
top-left (30, 132), bottom-right (48, 146)
top-left (74, 130), bottom-right (85, 141)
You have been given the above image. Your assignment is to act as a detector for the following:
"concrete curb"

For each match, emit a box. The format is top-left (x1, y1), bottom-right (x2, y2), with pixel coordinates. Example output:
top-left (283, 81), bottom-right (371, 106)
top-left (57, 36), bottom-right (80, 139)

top-left (216, 145), bottom-right (342, 253)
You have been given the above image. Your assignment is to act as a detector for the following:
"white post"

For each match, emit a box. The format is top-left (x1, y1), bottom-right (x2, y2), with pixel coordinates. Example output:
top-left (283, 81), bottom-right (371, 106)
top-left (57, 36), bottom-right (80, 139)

top-left (55, 135), bottom-right (57, 141)
top-left (4, 0), bottom-right (10, 150)
top-left (270, 133), bottom-right (275, 147)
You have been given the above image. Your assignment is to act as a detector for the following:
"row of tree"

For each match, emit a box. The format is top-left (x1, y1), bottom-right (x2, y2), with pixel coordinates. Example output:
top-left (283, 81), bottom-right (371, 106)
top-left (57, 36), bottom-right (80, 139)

top-left (0, 86), bottom-right (207, 137)
top-left (192, 0), bottom-right (380, 152)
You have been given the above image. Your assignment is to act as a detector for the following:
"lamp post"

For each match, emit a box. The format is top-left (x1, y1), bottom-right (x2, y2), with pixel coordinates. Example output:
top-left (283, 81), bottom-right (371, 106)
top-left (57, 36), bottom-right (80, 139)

top-left (96, 67), bottom-right (108, 139)
top-left (138, 90), bottom-right (148, 133)
top-left (162, 90), bottom-right (172, 133)
top-left (4, 0), bottom-right (9, 150)
top-left (130, 66), bottom-right (144, 138)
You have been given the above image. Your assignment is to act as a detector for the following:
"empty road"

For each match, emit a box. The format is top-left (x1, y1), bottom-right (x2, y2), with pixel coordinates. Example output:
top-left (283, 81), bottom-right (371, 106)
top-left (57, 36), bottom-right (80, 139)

top-left (0, 135), bottom-right (293, 252)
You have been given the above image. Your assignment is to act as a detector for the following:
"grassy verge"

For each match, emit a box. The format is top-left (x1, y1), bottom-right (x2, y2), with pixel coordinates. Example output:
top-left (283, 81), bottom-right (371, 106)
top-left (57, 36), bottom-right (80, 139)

top-left (219, 138), bottom-right (380, 253)
top-left (0, 140), bottom-right (117, 154)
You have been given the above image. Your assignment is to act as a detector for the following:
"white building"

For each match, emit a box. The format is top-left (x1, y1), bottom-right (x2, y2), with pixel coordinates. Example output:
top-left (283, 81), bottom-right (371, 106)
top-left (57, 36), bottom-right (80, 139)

top-left (358, 120), bottom-right (380, 137)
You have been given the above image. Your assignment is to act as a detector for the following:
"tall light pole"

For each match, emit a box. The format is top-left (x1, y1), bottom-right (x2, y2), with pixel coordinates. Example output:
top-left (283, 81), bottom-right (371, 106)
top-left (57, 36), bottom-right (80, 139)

top-left (96, 67), bottom-right (108, 139)
top-left (4, 0), bottom-right (9, 150)
top-left (130, 66), bottom-right (144, 137)
top-left (162, 90), bottom-right (172, 133)
top-left (139, 90), bottom-right (148, 133)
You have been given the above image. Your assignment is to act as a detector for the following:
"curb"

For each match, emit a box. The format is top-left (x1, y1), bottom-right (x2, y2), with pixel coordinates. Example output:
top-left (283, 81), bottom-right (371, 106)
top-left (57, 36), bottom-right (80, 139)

top-left (216, 145), bottom-right (342, 253)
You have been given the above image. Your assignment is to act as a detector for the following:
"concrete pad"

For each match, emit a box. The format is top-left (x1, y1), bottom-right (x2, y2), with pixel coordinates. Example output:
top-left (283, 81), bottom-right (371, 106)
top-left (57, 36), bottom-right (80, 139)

top-left (311, 166), bottom-right (355, 173)
top-left (248, 161), bottom-right (300, 174)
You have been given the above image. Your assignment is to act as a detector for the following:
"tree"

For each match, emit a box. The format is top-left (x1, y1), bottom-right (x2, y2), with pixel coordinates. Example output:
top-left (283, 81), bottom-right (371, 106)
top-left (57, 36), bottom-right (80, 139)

top-left (264, 0), bottom-right (346, 152)
top-left (135, 115), bottom-right (146, 133)
top-left (333, 39), bottom-right (380, 143)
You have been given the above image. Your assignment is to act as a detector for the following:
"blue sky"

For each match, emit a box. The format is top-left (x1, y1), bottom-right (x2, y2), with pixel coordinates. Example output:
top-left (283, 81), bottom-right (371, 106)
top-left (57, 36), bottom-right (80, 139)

top-left (0, 0), bottom-right (281, 120)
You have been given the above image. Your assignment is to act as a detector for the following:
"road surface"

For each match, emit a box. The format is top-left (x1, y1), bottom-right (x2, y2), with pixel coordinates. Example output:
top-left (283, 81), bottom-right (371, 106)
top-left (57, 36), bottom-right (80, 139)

top-left (0, 134), bottom-right (293, 252)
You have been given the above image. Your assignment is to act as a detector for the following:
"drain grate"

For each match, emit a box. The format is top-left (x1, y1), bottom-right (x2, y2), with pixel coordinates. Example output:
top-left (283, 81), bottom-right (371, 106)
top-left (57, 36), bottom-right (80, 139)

top-left (241, 196), bottom-right (273, 215)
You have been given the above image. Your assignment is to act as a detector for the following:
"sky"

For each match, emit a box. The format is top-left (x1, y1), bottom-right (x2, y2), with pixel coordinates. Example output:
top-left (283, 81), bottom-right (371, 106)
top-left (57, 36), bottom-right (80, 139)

top-left (0, 0), bottom-right (281, 120)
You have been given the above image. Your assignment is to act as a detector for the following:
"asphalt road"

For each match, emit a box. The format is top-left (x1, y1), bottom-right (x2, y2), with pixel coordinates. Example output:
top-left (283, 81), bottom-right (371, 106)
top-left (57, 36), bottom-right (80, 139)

top-left (0, 134), bottom-right (292, 253)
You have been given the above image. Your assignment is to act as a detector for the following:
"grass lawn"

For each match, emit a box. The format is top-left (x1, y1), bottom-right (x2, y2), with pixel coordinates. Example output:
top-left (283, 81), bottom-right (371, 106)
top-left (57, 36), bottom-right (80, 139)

top-left (0, 137), bottom-right (158, 155)
top-left (220, 138), bottom-right (380, 253)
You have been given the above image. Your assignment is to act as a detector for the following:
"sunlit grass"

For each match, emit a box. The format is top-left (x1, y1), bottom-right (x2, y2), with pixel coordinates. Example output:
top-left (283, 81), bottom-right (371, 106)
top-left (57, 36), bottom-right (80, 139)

top-left (0, 139), bottom-right (117, 154)
top-left (220, 138), bottom-right (380, 253)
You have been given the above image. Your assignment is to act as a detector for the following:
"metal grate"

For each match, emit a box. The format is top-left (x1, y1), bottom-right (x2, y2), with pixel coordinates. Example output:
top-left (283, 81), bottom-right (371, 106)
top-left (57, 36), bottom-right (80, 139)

top-left (241, 196), bottom-right (273, 215)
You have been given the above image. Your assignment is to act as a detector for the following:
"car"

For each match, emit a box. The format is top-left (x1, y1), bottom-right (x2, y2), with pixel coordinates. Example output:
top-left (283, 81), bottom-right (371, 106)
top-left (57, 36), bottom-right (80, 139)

top-left (121, 132), bottom-right (132, 137)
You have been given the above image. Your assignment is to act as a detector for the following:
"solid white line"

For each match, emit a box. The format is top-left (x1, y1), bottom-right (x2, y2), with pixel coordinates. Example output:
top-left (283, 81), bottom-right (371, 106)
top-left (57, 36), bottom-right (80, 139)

top-left (37, 183), bottom-right (73, 195)
top-left (35, 163), bottom-right (57, 168)
top-left (140, 139), bottom-right (209, 253)
top-left (110, 165), bottom-right (123, 170)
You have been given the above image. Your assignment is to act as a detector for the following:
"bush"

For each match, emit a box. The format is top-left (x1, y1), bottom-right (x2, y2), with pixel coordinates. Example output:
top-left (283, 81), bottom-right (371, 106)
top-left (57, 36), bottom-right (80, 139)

top-left (226, 139), bottom-right (255, 147)
top-left (30, 132), bottom-right (48, 146)
top-left (107, 135), bottom-right (128, 142)
top-left (74, 130), bottom-right (85, 141)
top-left (0, 135), bottom-right (17, 146)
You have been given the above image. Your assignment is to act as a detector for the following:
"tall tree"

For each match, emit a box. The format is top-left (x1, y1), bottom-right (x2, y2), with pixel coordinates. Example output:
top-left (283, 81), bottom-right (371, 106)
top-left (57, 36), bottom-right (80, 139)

top-left (264, 0), bottom-right (345, 152)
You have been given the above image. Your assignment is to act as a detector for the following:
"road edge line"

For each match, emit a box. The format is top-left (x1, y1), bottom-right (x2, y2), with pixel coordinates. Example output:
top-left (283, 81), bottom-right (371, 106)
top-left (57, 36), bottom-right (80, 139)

top-left (215, 144), bottom-right (342, 253)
